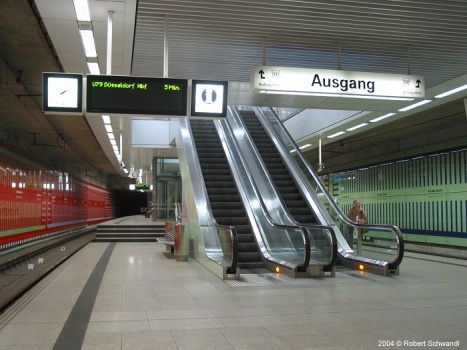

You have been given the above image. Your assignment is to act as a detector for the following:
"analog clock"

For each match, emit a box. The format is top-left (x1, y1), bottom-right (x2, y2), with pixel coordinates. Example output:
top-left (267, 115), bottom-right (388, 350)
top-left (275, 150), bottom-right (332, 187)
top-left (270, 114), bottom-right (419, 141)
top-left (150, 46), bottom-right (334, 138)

top-left (48, 77), bottom-right (78, 108)
top-left (43, 73), bottom-right (83, 113)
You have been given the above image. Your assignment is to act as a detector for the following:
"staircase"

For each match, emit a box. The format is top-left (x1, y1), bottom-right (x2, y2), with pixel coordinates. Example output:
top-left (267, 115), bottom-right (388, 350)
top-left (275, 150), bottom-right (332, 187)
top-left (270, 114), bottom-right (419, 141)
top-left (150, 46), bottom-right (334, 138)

top-left (95, 219), bottom-right (165, 242)
top-left (190, 119), bottom-right (263, 269)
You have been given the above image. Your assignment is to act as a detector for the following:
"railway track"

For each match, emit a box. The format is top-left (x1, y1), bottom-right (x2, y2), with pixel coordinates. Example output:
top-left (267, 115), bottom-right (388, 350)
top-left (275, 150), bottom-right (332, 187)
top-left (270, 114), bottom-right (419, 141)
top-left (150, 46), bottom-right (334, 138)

top-left (0, 227), bottom-right (96, 313)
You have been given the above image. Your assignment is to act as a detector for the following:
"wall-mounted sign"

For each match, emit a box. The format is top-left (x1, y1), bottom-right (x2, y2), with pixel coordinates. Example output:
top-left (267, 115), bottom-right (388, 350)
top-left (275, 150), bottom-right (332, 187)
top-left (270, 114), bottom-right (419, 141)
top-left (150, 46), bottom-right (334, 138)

top-left (86, 75), bottom-right (188, 116)
top-left (251, 65), bottom-right (425, 99)
top-left (190, 80), bottom-right (228, 118)
top-left (43, 72), bottom-right (83, 114)
top-left (135, 184), bottom-right (150, 190)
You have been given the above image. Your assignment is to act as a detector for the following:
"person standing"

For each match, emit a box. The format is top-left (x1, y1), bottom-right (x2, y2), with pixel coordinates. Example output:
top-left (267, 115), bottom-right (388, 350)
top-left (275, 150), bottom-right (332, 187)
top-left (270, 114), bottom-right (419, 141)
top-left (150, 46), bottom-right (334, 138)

top-left (346, 199), bottom-right (368, 253)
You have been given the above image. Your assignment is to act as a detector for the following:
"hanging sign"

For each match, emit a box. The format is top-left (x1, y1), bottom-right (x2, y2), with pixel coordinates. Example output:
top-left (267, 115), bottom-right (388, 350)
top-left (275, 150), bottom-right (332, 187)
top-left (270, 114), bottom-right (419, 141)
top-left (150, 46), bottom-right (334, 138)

top-left (251, 65), bottom-right (425, 98)
top-left (190, 80), bottom-right (228, 118)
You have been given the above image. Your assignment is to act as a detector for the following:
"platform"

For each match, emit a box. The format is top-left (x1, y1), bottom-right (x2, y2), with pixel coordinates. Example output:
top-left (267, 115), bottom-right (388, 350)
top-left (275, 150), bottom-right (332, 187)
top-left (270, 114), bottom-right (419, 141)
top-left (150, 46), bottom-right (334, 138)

top-left (0, 242), bottom-right (466, 349)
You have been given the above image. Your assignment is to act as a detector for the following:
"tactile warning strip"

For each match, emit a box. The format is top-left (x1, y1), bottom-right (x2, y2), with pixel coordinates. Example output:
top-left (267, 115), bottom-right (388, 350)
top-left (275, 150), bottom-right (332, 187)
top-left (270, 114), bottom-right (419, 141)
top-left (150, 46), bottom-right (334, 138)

top-left (224, 273), bottom-right (285, 287)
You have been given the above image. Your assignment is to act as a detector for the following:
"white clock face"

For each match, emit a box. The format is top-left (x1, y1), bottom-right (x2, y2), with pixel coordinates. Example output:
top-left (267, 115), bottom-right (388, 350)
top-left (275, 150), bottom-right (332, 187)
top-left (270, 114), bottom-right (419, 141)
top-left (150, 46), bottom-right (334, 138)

top-left (47, 77), bottom-right (79, 108)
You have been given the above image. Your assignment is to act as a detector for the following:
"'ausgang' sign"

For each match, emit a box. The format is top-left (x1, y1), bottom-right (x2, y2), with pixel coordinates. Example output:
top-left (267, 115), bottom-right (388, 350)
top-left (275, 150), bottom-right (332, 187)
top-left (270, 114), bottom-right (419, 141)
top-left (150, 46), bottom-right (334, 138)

top-left (251, 65), bottom-right (425, 99)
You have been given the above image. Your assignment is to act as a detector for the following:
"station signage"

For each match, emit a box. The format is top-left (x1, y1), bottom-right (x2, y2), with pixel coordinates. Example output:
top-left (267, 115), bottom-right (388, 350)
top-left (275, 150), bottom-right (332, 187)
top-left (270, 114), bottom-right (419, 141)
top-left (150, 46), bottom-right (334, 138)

top-left (135, 184), bottom-right (150, 190)
top-left (86, 75), bottom-right (188, 116)
top-left (190, 80), bottom-right (228, 118)
top-left (251, 65), bottom-right (425, 99)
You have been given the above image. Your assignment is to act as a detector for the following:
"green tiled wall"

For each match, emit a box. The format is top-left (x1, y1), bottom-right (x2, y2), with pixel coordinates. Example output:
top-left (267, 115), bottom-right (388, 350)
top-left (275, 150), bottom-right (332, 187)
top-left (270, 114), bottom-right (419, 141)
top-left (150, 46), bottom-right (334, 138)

top-left (331, 149), bottom-right (467, 247)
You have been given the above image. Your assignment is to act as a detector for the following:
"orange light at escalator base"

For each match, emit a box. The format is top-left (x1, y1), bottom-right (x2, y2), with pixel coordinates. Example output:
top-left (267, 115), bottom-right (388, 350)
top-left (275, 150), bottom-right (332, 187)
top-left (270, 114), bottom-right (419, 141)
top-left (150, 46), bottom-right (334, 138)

top-left (275, 266), bottom-right (280, 273)
top-left (359, 264), bottom-right (364, 271)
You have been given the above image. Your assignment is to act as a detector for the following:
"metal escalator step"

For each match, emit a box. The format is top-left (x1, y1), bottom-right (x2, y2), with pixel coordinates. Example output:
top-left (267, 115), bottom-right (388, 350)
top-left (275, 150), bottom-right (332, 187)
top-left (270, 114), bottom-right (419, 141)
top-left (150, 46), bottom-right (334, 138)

top-left (203, 174), bottom-right (233, 181)
top-left (215, 217), bottom-right (250, 225)
top-left (276, 187), bottom-right (300, 194)
top-left (238, 252), bottom-right (262, 262)
top-left (292, 215), bottom-right (316, 223)
top-left (236, 233), bottom-right (256, 242)
top-left (211, 209), bottom-right (246, 217)
top-left (208, 195), bottom-right (240, 202)
top-left (281, 193), bottom-right (304, 200)
top-left (238, 242), bottom-right (260, 252)
top-left (210, 202), bottom-right (244, 210)
top-left (206, 187), bottom-right (238, 195)
top-left (199, 157), bottom-right (228, 164)
top-left (204, 176), bottom-right (234, 182)
top-left (274, 180), bottom-right (296, 187)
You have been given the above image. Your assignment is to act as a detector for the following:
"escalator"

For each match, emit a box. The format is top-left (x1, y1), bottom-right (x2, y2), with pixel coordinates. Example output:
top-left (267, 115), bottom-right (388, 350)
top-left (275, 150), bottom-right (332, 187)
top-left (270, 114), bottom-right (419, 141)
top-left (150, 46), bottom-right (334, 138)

top-left (189, 119), bottom-right (263, 269)
top-left (236, 110), bottom-right (335, 270)
top-left (243, 107), bottom-right (404, 276)
top-left (238, 110), bottom-right (317, 224)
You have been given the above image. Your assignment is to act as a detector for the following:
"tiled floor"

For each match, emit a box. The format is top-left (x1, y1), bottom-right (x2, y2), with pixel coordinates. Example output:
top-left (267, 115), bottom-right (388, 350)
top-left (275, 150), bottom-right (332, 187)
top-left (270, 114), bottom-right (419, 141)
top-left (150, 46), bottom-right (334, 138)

top-left (0, 240), bottom-right (466, 349)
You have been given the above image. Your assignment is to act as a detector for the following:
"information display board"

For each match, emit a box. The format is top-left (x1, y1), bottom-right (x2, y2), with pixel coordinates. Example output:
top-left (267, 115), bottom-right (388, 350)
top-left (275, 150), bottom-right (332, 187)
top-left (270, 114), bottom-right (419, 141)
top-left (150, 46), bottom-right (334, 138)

top-left (86, 75), bottom-right (188, 116)
top-left (190, 80), bottom-right (228, 118)
top-left (43, 72), bottom-right (83, 114)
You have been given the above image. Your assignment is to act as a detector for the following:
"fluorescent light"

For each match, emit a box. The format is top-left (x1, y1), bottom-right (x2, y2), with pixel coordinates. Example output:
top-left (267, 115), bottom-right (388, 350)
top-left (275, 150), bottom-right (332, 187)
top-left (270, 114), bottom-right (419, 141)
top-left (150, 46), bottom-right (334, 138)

top-left (370, 113), bottom-right (396, 123)
top-left (79, 29), bottom-right (97, 57)
top-left (346, 123), bottom-right (368, 131)
top-left (327, 131), bottom-right (346, 139)
top-left (102, 115), bottom-right (111, 124)
top-left (435, 84), bottom-right (467, 98)
top-left (129, 184), bottom-right (135, 190)
top-left (105, 124), bottom-right (113, 133)
top-left (398, 99), bottom-right (432, 112)
top-left (290, 149), bottom-right (297, 153)
top-left (108, 132), bottom-right (115, 140)
top-left (87, 61), bottom-right (100, 74)
top-left (73, 0), bottom-right (91, 22)
top-left (110, 139), bottom-right (117, 146)
top-left (299, 143), bottom-right (312, 150)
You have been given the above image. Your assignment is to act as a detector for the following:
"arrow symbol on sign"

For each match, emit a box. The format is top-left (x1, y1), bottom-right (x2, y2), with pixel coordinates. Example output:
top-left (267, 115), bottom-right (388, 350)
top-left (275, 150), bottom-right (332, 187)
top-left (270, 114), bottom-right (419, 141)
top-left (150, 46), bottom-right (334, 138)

top-left (259, 70), bottom-right (265, 79)
top-left (415, 79), bottom-right (421, 88)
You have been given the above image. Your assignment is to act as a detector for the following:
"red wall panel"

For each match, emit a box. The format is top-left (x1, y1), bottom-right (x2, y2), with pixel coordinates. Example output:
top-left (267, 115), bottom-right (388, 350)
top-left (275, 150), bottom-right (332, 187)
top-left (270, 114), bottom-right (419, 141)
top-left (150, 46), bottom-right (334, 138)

top-left (0, 141), bottom-right (115, 245)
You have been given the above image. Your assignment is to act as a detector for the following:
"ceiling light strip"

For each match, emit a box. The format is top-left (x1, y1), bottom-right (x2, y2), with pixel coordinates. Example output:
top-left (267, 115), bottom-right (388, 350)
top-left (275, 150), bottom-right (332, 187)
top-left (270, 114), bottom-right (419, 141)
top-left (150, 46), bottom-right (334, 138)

top-left (398, 99), bottom-right (432, 112)
top-left (435, 84), bottom-right (467, 98)
top-left (327, 131), bottom-right (346, 139)
top-left (73, 0), bottom-right (91, 22)
top-left (370, 113), bottom-right (396, 123)
top-left (346, 123), bottom-right (368, 131)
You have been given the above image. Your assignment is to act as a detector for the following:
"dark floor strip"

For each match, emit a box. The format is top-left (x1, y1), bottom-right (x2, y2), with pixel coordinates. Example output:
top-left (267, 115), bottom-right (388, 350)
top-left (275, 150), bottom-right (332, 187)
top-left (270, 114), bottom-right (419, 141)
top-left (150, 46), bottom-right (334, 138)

top-left (53, 243), bottom-right (116, 350)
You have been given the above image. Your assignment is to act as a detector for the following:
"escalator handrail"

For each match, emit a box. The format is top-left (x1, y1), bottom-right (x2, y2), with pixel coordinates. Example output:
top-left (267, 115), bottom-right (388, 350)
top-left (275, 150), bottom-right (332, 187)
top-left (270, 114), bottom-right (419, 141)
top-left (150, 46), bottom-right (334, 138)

top-left (229, 107), bottom-right (337, 271)
top-left (187, 119), bottom-right (239, 274)
top-left (217, 117), bottom-right (313, 272)
top-left (210, 220), bottom-right (238, 275)
top-left (255, 107), bottom-right (404, 270)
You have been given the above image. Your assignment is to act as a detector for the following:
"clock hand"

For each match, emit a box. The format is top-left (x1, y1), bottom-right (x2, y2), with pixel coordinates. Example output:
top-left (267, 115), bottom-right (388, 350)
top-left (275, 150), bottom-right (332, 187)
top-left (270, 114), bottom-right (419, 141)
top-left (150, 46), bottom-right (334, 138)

top-left (60, 89), bottom-right (69, 95)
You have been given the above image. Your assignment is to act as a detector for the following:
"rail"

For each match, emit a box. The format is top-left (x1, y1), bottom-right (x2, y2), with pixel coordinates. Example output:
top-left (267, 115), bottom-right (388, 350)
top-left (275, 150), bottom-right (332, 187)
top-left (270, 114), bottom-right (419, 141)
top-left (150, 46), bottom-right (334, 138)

top-left (0, 226), bottom-right (95, 312)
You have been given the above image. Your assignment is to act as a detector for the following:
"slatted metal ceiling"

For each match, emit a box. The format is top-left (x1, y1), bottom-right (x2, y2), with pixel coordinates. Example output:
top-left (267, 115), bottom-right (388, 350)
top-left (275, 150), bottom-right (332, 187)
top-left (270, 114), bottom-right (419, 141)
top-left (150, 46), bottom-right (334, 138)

top-left (1, 0), bottom-right (467, 188)
top-left (132, 0), bottom-right (467, 88)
